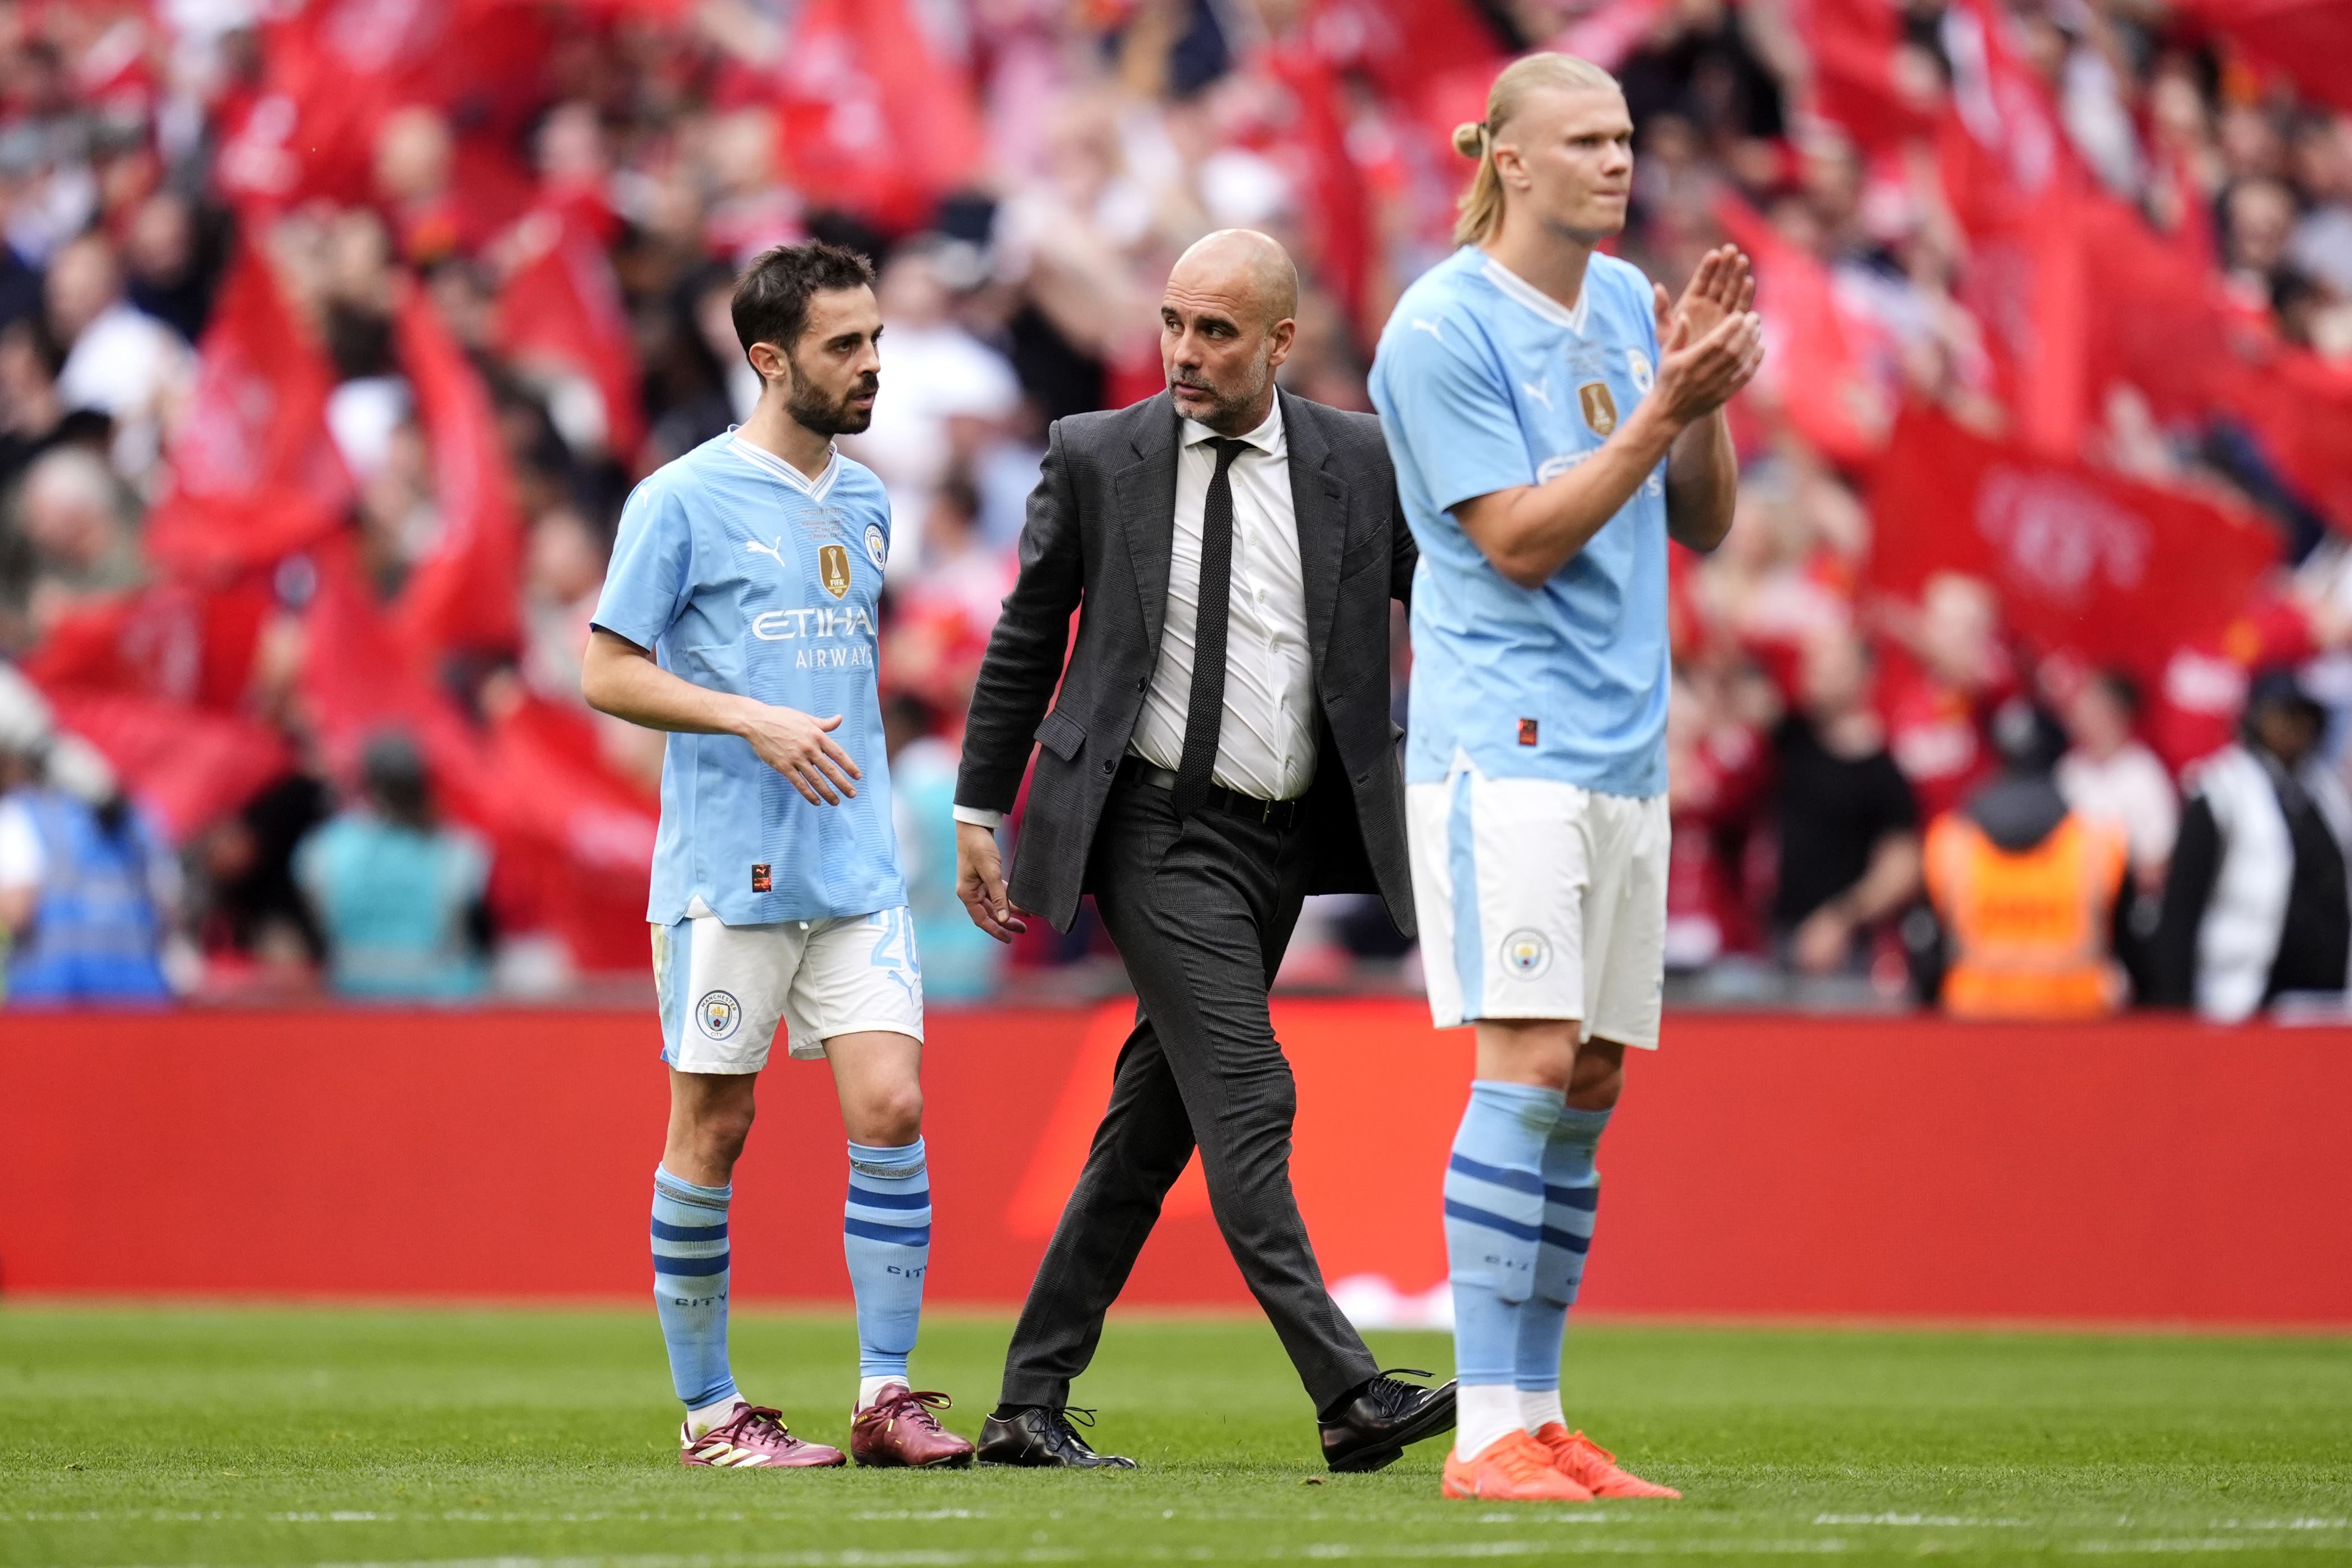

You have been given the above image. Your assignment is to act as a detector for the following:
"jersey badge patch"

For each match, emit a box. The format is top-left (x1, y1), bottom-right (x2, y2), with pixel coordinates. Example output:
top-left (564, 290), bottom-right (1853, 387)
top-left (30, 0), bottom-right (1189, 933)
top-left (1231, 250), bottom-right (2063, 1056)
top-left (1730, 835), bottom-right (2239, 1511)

top-left (864, 522), bottom-right (887, 570)
top-left (1518, 718), bottom-right (1539, 746)
top-left (1626, 349), bottom-right (1654, 394)
top-left (697, 990), bottom-right (743, 1039)
top-left (819, 543), bottom-right (851, 599)
top-left (1501, 929), bottom-right (1552, 980)
top-left (1578, 381), bottom-right (1618, 436)
top-left (750, 863), bottom-right (772, 893)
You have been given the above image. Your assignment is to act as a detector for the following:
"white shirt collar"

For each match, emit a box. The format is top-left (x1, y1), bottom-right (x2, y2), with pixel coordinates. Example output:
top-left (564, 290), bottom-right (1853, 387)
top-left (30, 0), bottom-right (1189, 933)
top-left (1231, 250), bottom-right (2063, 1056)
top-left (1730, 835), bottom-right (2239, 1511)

top-left (1479, 251), bottom-right (1593, 336)
top-left (727, 427), bottom-right (840, 498)
top-left (1179, 393), bottom-right (1285, 457)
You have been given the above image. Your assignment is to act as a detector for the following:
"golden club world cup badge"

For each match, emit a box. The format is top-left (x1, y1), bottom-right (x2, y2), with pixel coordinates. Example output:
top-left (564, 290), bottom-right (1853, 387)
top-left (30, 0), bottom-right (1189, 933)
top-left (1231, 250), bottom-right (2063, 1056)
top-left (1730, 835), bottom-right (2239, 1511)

top-left (1579, 381), bottom-right (1617, 437)
top-left (818, 543), bottom-right (852, 599)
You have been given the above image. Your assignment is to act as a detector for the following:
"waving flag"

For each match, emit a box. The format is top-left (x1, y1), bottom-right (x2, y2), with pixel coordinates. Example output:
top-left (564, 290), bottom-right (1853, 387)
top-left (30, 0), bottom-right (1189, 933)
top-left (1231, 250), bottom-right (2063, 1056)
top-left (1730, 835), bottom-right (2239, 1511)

top-left (393, 282), bottom-right (527, 661)
top-left (1715, 196), bottom-right (1893, 467)
top-left (145, 246), bottom-right (350, 576)
top-left (493, 204), bottom-right (648, 463)
top-left (771, 0), bottom-right (983, 232)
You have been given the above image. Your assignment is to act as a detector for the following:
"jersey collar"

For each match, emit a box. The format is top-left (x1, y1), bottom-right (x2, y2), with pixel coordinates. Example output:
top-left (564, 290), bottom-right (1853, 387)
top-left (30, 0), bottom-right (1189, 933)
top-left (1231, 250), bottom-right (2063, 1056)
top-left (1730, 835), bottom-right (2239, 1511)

top-left (1479, 252), bottom-right (1593, 337)
top-left (727, 429), bottom-right (841, 501)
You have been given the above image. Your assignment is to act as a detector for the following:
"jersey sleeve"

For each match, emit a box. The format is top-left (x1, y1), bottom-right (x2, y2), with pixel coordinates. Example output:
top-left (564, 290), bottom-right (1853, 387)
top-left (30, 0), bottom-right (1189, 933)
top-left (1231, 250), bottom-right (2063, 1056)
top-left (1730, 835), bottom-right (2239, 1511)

top-left (1376, 309), bottom-right (1535, 514)
top-left (591, 473), bottom-right (695, 651)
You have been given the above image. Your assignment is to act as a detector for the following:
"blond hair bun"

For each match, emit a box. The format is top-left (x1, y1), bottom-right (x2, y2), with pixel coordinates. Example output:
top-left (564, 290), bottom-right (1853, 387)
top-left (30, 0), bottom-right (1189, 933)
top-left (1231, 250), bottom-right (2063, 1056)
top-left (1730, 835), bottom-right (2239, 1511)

top-left (1452, 121), bottom-right (1488, 159)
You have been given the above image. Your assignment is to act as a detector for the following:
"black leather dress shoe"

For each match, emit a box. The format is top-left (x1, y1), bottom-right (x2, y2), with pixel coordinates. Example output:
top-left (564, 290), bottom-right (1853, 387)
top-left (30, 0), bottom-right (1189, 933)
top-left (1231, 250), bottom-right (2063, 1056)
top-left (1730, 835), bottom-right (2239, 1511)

top-left (1318, 1369), bottom-right (1457, 1473)
top-left (975, 1405), bottom-right (1138, 1468)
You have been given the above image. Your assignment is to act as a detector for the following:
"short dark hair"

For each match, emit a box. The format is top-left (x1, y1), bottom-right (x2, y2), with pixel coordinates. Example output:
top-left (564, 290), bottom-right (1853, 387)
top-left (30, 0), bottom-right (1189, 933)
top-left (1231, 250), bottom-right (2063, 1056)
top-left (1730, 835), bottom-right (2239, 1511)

top-left (730, 242), bottom-right (875, 363)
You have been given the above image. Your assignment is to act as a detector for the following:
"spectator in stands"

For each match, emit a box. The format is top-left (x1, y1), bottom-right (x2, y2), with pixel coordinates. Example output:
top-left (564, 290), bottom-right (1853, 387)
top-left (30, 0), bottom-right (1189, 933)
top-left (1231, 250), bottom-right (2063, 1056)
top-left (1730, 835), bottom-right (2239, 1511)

top-left (11, 445), bottom-right (143, 633)
top-left (2056, 668), bottom-right (2179, 894)
top-left (0, 677), bottom-right (177, 1005)
top-left (1773, 630), bottom-right (1923, 976)
top-left (295, 731), bottom-right (492, 1001)
top-left (1925, 700), bottom-right (2129, 1019)
top-left (44, 230), bottom-right (188, 477)
top-left (2152, 670), bottom-right (2352, 1021)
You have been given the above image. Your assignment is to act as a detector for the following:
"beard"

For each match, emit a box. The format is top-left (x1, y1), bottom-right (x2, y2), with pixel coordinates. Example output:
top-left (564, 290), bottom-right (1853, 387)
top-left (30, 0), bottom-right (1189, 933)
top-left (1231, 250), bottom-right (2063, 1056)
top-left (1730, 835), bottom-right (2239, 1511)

top-left (786, 363), bottom-right (879, 437)
top-left (1168, 366), bottom-right (1267, 434)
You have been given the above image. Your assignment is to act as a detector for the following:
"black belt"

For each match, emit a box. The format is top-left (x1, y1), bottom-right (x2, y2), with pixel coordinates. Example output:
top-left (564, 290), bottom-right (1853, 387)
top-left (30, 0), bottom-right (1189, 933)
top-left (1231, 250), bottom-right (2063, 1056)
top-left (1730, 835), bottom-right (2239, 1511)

top-left (1116, 755), bottom-right (1307, 831)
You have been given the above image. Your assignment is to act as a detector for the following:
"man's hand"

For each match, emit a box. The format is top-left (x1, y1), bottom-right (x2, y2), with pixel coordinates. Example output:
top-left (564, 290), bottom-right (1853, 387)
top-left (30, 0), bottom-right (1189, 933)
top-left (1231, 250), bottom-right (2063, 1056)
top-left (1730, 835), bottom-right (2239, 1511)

top-left (1647, 250), bottom-right (1764, 435)
top-left (1664, 243), bottom-right (1755, 344)
top-left (1791, 903), bottom-right (1855, 976)
top-left (956, 819), bottom-right (1030, 943)
top-left (738, 703), bottom-right (861, 805)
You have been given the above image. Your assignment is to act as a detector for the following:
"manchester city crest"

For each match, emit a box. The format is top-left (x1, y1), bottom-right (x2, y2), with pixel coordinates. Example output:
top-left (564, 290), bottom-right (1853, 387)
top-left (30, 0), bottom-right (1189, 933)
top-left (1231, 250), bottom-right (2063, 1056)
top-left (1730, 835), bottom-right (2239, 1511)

top-left (1501, 929), bottom-right (1552, 980)
top-left (819, 543), bottom-right (852, 599)
top-left (696, 990), bottom-right (743, 1039)
top-left (864, 522), bottom-right (888, 570)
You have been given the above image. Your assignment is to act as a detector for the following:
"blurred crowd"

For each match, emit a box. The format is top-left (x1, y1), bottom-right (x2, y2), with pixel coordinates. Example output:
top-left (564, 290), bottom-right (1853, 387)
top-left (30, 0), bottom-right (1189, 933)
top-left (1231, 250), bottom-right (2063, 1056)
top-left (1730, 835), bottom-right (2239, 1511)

top-left (0, 0), bottom-right (2348, 1019)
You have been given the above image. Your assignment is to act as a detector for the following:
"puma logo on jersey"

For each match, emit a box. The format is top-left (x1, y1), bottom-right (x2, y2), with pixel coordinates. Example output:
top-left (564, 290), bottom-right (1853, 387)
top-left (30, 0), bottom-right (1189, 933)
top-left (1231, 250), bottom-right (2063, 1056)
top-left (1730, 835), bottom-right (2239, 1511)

top-left (1411, 317), bottom-right (1445, 341)
top-left (1522, 376), bottom-right (1552, 411)
top-left (741, 537), bottom-right (790, 569)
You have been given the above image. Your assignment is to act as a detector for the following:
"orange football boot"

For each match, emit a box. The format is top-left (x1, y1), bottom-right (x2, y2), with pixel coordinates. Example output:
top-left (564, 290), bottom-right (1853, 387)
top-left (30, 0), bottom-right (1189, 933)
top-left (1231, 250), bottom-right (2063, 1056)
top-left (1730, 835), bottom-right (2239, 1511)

top-left (1534, 1425), bottom-right (1681, 1498)
top-left (1440, 1431), bottom-right (1596, 1502)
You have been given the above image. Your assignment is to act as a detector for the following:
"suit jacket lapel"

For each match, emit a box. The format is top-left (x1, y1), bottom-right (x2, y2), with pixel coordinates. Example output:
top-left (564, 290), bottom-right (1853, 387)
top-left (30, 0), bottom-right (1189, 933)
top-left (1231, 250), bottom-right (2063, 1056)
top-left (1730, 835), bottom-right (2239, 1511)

top-left (1282, 389), bottom-right (1345, 680)
top-left (1116, 393), bottom-right (1182, 658)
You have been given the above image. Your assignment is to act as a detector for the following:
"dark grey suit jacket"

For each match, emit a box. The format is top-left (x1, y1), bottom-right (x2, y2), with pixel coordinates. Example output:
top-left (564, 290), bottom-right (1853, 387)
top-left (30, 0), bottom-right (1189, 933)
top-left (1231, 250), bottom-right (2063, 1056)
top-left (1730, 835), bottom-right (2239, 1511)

top-left (955, 389), bottom-right (1418, 937)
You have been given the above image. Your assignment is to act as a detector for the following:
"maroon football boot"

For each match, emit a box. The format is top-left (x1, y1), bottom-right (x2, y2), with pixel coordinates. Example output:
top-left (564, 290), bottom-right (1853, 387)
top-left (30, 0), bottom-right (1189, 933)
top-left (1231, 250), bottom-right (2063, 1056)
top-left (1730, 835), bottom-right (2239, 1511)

top-left (679, 1403), bottom-right (846, 1468)
top-left (849, 1385), bottom-right (976, 1468)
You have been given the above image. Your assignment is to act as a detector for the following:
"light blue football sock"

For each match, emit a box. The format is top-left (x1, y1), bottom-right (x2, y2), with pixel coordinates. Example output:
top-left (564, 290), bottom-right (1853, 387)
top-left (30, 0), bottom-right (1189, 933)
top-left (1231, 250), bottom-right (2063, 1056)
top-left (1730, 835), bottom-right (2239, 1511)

top-left (844, 1138), bottom-right (931, 1382)
top-left (1516, 1104), bottom-right (1610, 1394)
top-left (1444, 1080), bottom-right (1565, 1387)
top-left (651, 1165), bottom-right (737, 1411)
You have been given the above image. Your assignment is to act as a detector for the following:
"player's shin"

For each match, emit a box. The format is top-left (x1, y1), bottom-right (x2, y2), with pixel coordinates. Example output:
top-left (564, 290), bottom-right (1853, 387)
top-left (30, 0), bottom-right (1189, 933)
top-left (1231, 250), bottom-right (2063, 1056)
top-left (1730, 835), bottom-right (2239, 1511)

top-left (1517, 1105), bottom-right (1608, 1432)
top-left (651, 1165), bottom-right (738, 1431)
top-left (1444, 1080), bottom-right (1565, 1461)
top-left (843, 1138), bottom-right (930, 1409)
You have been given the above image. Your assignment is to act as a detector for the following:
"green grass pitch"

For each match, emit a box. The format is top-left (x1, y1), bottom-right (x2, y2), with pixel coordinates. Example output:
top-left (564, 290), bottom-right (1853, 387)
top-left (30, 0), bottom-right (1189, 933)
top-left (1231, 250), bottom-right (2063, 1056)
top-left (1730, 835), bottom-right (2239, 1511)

top-left (3, 1306), bottom-right (2348, 1566)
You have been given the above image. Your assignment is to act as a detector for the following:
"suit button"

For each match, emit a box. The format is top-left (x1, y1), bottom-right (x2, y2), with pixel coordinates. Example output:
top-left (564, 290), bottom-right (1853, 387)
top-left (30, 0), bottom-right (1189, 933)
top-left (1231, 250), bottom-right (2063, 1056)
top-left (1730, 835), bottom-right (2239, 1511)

top-left (1101, 759), bottom-right (1116, 776)
top-left (1136, 677), bottom-right (1148, 692)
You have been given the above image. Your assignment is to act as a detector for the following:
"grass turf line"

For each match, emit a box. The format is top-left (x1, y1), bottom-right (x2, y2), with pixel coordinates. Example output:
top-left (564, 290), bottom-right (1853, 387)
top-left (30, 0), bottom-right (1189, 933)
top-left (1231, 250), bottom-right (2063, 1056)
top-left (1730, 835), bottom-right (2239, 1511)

top-left (1, 1306), bottom-right (2347, 1566)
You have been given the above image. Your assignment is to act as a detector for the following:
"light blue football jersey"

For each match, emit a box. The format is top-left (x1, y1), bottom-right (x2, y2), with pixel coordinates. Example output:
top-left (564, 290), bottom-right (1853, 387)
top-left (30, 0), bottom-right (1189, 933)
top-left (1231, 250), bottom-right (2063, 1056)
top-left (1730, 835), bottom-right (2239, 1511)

top-left (1369, 246), bottom-right (1671, 797)
top-left (592, 432), bottom-right (905, 925)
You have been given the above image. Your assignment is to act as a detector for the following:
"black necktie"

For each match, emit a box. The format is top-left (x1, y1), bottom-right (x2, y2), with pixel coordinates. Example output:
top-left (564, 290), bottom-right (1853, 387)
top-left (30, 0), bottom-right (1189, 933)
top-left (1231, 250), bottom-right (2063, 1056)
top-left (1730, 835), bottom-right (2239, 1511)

top-left (1172, 437), bottom-right (1250, 818)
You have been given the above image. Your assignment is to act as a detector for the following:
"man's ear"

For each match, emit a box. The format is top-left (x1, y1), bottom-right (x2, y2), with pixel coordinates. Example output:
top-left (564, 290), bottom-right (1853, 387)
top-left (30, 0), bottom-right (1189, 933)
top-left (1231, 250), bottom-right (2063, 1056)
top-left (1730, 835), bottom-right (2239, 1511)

top-left (1266, 316), bottom-right (1299, 369)
top-left (746, 339), bottom-right (791, 387)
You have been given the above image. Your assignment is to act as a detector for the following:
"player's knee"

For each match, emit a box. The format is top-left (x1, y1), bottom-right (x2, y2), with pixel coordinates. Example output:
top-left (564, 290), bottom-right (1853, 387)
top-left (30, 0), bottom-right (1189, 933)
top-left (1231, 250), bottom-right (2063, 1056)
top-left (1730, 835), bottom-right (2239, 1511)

top-left (857, 1082), bottom-right (925, 1146)
top-left (1566, 1044), bottom-right (1625, 1111)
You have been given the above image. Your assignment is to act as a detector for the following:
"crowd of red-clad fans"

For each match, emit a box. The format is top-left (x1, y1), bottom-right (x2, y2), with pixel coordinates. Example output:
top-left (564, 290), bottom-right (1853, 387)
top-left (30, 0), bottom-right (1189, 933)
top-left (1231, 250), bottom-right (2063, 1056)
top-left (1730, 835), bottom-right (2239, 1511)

top-left (0, 0), bottom-right (2346, 1013)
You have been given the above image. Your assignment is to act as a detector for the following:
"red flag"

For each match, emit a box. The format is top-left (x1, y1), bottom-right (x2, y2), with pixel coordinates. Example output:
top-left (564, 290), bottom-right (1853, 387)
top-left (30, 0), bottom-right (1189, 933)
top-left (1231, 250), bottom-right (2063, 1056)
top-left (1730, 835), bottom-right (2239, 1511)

top-left (35, 690), bottom-right (291, 844)
top-left (392, 282), bottom-right (526, 661)
top-left (1938, 0), bottom-right (2090, 458)
top-left (770, 0), bottom-right (983, 232)
top-left (1715, 196), bottom-right (1893, 467)
top-left (2175, 0), bottom-right (2352, 115)
top-left (1264, 46), bottom-right (1375, 333)
top-left (480, 692), bottom-right (657, 972)
top-left (145, 246), bottom-right (350, 576)
top-left (1866, 407), bottom-right (2278, 689)
top-left (492, 205), bottom-right (647, 463)
top-left (1790, 0), bottom-right (1936, 151)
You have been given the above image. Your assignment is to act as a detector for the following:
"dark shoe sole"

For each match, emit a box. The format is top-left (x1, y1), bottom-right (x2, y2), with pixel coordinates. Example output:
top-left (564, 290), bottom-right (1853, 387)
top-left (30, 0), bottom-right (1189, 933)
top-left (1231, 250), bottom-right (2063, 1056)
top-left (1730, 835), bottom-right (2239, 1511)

top-left (975, 1453), bottom-right (1137, 1469)
top-left (1324, 1386), bottom-right (1459, 1474)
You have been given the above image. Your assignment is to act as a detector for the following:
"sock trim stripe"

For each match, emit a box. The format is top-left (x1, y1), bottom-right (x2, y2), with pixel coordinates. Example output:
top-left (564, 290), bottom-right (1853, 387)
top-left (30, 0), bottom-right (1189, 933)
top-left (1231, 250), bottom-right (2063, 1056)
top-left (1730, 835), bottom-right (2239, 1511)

top-left (653, 1179), bottom-right (731, 1210)
top-left (651, 1218), bottom-right (729, 1241)
top-left (1541, 1183), bottom-right (1599, 1210)
top-left (1539, 1224), bottom-right (1592, 1254)
top-left (652, 1251), bottom-right (731, 1277)
top-left (1447, 1152), bottom-right (1544, 1195)
top-left (849, 1156), bottom-right (925, 1179)
top-left (1443, 1196), bottom-right (1542, 1243)
top-left (844, 1216), bottom-right (931, 1246)
top-left (844, 1183), bottom-right (930, 1209)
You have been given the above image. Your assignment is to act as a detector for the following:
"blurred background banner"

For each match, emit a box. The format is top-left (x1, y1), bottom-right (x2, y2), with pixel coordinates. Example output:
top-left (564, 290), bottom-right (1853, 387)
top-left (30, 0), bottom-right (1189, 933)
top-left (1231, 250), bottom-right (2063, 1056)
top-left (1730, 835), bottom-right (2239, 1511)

top-left (4, 1000), bottom-right (2349, 1323)
top-left (0, 0), bottom-right (2349, 1019)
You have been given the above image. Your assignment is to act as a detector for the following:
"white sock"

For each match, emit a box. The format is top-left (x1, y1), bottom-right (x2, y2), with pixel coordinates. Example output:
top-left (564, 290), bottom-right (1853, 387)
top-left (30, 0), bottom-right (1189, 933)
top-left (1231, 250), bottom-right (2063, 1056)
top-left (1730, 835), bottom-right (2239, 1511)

top-left (1519, 1387), bottom-right (1566, 1432)
top-left (1454, 1384), bottom-right (1524, 1462)
top-left (686, 1394), bottom-right (744, 1438)
top-left (857, 1375), bottom-right (907, 1412)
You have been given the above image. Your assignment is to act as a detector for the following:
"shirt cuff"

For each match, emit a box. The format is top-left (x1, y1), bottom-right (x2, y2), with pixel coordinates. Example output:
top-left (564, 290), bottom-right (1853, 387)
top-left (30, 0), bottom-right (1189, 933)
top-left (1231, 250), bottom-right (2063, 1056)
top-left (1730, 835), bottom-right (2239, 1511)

top-left (952, 805), bottom-right (1006, 830)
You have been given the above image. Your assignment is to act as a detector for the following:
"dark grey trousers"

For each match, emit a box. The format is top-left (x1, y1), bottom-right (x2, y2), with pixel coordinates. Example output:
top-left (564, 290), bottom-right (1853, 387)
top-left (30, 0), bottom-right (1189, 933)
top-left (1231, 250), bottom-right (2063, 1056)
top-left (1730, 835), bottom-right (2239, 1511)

top-left (998, 777), bottom-right (1379, 1413)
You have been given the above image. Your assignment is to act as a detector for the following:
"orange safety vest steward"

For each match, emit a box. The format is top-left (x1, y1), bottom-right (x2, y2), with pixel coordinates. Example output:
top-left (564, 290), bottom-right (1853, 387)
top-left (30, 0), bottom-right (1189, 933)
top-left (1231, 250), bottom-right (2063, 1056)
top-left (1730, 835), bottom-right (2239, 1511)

top-left (1922, 811), bottom-right (2129, 1019)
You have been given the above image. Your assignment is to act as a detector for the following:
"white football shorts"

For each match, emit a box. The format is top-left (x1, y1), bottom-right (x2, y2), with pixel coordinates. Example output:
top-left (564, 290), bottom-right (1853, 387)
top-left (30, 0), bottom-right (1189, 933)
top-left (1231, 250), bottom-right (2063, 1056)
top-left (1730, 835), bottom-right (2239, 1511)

top-left (1406, 762), bottom-right (1668, 1048)
top-left (654, 906), bottom-right (925, 1074)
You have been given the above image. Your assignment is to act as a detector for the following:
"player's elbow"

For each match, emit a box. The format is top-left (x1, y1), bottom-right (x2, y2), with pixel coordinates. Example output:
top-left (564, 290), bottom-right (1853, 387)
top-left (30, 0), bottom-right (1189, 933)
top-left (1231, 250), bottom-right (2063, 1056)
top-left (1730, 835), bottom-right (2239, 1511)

top-left (578, 631), bottom-right (637, 717)
top-left (1476, 539), bottom-right (1553, 592)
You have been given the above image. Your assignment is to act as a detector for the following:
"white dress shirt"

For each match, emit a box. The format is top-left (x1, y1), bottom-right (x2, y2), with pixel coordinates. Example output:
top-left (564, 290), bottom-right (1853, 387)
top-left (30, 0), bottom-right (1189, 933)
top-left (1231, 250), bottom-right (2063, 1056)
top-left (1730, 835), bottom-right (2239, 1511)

top-left (956, 397), bottom-right (1317, 830)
